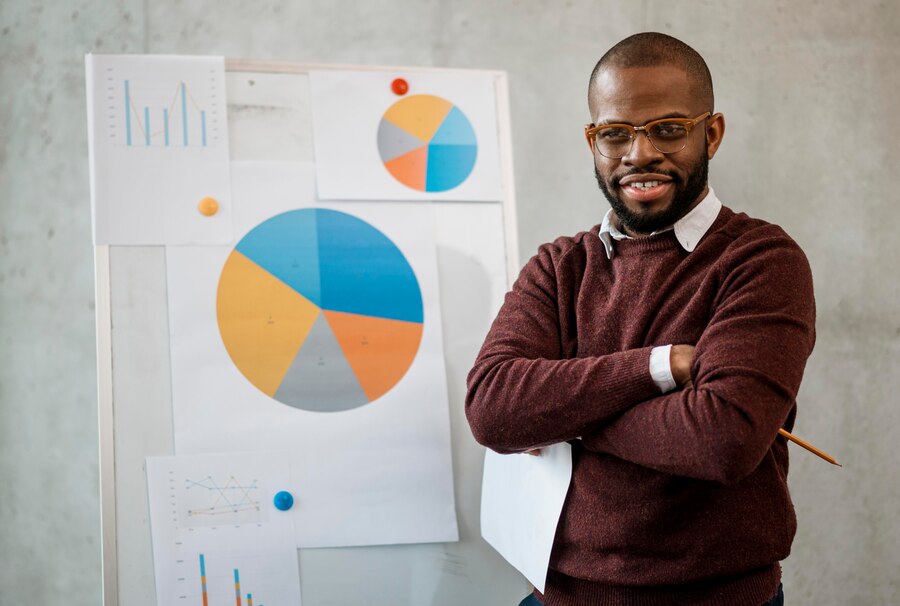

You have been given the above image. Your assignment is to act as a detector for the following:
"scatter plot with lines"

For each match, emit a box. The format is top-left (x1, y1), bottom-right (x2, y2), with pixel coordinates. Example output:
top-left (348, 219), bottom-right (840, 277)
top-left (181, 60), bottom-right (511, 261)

top-left (180, 474), bottom-right (265, 527)
top-left (85, 54), bottom-right (233, 245)
top-left (163, 453), bottom-right (271, 529)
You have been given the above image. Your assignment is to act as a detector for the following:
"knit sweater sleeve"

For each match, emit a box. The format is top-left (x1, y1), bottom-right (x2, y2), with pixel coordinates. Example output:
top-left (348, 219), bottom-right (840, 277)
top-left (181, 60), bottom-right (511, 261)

top-left (465, 239), bottom-right (663, 454)
top-left (583, 230), bottom-right (816, 484)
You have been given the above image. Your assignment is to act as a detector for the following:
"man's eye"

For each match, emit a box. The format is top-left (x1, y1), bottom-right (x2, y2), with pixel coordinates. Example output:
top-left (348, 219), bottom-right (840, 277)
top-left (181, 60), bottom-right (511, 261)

top-left (598, 128), bottom-right (631, 141)
top-left (652, 124), bottom-right (687, 139)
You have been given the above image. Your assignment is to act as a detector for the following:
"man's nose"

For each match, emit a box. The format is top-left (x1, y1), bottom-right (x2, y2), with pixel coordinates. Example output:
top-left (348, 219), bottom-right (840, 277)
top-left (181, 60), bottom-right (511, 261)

top-left (622, 130), bottom-right (665, 167)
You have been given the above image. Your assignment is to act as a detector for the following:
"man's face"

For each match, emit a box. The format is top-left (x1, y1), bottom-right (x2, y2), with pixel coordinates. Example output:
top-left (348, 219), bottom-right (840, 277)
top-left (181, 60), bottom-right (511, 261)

top-left (588, 65), bottom-right (723, 235)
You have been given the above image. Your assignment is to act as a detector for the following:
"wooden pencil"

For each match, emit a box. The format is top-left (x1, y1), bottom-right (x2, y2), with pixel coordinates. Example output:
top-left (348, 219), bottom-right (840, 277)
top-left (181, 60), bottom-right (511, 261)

top-left (778, 428), bottom-right (841, 466)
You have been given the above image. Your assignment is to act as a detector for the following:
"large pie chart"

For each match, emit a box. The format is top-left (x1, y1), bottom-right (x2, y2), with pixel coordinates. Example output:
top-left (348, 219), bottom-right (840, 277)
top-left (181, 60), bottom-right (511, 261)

top-left (377, 94), bottom-right (477, 192)
top-left (217, 209), bottom-right (424, 412)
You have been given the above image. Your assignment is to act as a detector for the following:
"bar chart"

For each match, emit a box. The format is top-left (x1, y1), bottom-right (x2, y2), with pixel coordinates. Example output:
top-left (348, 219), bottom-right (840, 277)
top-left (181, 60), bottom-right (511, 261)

top-left (166, 542), bottom-right (299, 606)
top-left (101, 59), bottom-right (223, 150)
top-left (198, 553), bottom-right (268, 606)
top-left (123, 80), bottom-right (210, 147)
top-left (86, 54), bottom-right (234, 245)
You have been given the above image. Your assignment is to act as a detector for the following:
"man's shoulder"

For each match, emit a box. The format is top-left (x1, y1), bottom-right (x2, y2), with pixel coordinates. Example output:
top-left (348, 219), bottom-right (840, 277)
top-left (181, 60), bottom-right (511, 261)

top-left (713, 206), bottom-right (810, 270)
top-left (515, 228), bottom-right (603, 288)
top-left (531, 227), bottom-right (601, 263)
top-left (716, 206), bottom-right (804, 250)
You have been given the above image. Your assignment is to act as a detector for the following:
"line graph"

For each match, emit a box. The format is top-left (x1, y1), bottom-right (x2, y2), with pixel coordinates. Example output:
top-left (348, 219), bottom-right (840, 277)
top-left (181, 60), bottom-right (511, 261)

top-left (184, 475), bottom-right (262, 517)
top-left (174, 468), bottom-right (268, 528)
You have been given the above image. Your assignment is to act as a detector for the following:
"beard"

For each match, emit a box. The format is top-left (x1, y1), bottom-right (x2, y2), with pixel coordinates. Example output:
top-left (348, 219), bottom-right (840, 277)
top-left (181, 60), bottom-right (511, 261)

top-left (594, 147), bottom-right (709, 235)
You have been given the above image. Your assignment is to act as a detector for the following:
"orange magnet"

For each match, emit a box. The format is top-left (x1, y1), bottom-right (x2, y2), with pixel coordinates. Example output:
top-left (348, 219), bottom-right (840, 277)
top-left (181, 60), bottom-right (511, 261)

top-left (391, 78), bottom-right (409, 96)
top-left (198, 197), bottom-right (219, 216)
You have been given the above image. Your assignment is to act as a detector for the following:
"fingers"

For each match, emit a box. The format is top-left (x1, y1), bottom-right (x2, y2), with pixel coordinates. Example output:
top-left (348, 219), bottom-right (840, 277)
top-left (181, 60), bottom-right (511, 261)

top-left (670, 344), bottom-right (696, 386)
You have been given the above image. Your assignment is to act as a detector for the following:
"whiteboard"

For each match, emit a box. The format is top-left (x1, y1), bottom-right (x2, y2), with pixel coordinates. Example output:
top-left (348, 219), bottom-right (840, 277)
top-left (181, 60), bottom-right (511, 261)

top-left (94, 59), bottom-right (528, 606)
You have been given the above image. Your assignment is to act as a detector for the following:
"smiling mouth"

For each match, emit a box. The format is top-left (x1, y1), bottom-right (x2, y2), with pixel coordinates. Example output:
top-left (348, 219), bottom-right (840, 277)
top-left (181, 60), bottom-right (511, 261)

top-left (617, 173), bottom-right (673, 202)
top-left (619, 179), bottom-right (673, 203)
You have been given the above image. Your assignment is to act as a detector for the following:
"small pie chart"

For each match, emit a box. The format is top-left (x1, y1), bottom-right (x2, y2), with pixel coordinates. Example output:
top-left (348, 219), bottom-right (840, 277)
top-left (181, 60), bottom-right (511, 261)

top-left (377, 94), bottom-right (477, 192)
top-left (217, 209), bottom-right (424, 412)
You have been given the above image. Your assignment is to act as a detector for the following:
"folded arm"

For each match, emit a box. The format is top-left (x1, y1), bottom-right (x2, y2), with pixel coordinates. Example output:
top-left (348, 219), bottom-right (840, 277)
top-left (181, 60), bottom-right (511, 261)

top-left (582, 236), bottom-right (816, 483)
top-left (465, 242), bottom-right (663, 454)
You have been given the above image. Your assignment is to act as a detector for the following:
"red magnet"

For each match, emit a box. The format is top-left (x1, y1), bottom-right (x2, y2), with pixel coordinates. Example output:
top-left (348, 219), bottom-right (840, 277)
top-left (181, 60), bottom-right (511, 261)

top-left (391, 78), bottom-right (409, 96)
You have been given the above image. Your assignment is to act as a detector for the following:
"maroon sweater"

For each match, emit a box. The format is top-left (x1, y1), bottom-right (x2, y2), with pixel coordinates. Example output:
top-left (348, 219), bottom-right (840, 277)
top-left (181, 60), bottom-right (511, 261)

top-left (466, 206), bottom-right (816, 606)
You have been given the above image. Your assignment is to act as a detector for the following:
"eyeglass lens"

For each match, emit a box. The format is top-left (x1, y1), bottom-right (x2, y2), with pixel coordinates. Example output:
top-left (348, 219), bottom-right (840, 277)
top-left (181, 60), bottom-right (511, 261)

top-left (594, 122), bottom-right (689, 158)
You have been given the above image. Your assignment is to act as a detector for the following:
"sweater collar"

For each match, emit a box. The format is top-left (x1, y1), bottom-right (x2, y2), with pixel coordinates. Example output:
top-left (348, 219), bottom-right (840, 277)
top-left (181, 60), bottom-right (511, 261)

top-left (598, 188), bottom-right (723, 259)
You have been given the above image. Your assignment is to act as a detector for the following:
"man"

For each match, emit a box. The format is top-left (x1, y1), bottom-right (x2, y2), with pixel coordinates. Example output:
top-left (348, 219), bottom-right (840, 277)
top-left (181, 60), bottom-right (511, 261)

top-left (466, 33), bottom-right (815, 606)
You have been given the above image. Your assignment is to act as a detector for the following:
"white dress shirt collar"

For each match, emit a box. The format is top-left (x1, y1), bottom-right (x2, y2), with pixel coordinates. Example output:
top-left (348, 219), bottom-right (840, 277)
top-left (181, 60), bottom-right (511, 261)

top-left (598, 188), bottom-right (723, 259)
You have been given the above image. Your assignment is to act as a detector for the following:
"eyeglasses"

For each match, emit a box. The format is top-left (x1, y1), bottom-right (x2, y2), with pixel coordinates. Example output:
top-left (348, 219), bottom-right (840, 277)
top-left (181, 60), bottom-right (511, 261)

top-left (584, 112), bottom-right (710, 159)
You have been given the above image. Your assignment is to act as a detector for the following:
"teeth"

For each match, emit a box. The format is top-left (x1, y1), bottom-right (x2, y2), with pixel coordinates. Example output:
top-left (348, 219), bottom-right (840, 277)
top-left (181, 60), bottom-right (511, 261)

top-left (630, 180), bottom-right (661, 189)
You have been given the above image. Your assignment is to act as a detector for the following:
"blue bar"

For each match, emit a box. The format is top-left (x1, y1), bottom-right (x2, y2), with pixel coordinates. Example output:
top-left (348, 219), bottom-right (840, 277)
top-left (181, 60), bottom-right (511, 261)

top-left (144, 107), bottom-right (150, 145)
top-left (164, 109), bottom-right (169, 146)
top-left (201, 110), bottom-right (207, 147)
top-left (181, 82), bottom-right (188, 146)
top-left (199, 553), bottom-right (206, 575)
top-left (124, 80), bottom-right (132, 146)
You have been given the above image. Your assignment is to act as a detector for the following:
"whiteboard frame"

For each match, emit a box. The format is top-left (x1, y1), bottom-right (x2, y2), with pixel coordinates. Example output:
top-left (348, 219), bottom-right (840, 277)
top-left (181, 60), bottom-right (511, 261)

top-left (95, 58), bottom-right (521, 606)
top-left (96, 244), bottom-right (118, 605)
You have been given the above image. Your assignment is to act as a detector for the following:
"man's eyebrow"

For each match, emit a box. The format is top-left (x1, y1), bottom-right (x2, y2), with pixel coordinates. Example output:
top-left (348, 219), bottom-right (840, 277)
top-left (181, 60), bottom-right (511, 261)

top-left (600, 112), bottom-right (691, 125)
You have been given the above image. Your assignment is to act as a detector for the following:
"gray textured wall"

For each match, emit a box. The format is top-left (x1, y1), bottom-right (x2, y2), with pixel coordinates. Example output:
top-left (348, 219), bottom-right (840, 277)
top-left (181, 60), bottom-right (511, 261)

top-left (1, 1), bottom-right (897, 604)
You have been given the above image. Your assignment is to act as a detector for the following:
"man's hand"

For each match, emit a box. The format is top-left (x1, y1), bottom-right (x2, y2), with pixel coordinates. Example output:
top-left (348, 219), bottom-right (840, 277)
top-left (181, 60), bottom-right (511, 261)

top-left (670, 344), bottom-right (695, 388)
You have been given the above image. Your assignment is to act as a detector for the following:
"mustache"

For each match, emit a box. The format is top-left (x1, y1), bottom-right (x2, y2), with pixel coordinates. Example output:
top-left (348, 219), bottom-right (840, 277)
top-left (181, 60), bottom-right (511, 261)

top-left (610, 169), bottom-right (679, 187)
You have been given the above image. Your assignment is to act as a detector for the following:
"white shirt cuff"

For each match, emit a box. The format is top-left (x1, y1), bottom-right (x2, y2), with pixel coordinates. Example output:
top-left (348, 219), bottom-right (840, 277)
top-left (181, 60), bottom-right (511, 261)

top-left (650, 345), bottom-right (677, 393)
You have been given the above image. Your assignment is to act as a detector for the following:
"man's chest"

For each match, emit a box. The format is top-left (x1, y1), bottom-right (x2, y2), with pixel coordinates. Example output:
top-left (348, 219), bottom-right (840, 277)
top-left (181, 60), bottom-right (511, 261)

top-left (566, 251), bottom-right (723, 356)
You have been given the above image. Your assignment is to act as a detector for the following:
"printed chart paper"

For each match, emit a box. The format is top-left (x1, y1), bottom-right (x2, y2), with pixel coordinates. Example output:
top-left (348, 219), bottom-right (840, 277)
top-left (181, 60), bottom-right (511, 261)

top-left (480, 443), bottom-right (573, 593)
top-left (167, 162), bottom-right (459, 548)
top-left (310, 70), bottom-right (502, 201)
top-left (146, 452), bottom-right (301, 606)
top-left (85, 54), bottom-right (233, 244)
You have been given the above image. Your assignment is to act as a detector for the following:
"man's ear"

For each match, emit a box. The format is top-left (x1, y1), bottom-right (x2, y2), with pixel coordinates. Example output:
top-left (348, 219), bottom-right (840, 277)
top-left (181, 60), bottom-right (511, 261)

top-left (706, 112), bottom-right (725, 159)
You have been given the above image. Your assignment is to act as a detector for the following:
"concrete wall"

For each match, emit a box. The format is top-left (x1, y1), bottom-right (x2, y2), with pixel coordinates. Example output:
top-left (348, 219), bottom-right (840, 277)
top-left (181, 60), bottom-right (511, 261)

top-left (1, 1), bottom-right (897, 603)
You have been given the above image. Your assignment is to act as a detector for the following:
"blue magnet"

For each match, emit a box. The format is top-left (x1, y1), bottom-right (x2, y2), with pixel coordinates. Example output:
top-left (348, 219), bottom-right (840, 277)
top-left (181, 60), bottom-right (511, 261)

top-left (273, 490), bottom-right (294, 511)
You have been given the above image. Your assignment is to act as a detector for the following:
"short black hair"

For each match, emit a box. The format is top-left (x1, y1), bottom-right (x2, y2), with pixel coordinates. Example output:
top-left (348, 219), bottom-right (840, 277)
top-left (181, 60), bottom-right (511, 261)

top-left (589, 32), bottom-right (714, 111)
